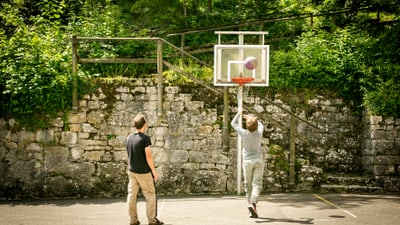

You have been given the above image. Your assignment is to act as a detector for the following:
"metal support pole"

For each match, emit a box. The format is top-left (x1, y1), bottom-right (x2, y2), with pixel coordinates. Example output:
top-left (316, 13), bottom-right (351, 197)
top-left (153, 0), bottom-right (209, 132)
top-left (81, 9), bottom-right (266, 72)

top-left (72, 36), bottom-right (78, 112)
top-left (236, 34), bottom-right (245, 196)
top-left (237, 85), bottom-right (243, 195)
top-left (222, 87), bottom-right (230, 153)
top-left (157, 39), bottom-right (164, 117)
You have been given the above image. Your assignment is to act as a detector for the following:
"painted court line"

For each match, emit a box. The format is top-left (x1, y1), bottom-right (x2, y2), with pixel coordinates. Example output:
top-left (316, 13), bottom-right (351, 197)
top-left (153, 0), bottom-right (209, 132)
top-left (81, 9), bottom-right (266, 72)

top-left (313, 193), bottom-right (357, 218)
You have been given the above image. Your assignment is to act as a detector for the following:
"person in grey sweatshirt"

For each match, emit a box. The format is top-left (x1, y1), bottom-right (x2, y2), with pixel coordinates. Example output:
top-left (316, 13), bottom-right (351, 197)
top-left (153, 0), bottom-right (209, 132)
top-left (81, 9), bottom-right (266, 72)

top-left (231, 109), bottom-right (264, 218)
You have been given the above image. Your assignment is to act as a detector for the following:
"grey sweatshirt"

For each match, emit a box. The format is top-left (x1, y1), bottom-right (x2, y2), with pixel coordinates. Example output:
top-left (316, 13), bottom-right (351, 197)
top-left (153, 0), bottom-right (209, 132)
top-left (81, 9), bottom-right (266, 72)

top-left (231, 112), bottom-right (264, 161)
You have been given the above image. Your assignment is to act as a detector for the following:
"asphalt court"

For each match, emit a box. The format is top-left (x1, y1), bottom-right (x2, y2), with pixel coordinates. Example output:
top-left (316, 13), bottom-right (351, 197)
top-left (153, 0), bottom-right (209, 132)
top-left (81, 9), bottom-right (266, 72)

top-left (0, 193), bottom-right (399, 225)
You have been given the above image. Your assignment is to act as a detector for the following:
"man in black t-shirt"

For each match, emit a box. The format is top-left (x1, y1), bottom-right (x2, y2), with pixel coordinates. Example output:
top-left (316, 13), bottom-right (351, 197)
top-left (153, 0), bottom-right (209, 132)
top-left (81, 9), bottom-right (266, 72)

top-left (126, 114), bottom-right (163, 225)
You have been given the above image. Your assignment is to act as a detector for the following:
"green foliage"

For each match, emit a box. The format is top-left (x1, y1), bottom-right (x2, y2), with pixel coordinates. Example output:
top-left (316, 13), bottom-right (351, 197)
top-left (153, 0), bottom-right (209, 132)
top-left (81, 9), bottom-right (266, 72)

top-left (127, 0), bottom-right (183, 30)
top-left (363, 78), bottom-right (400, 117)
top-left (271, 28), bottom-right (370, 107)
top-left (360, 23), bottom-right (400, 117)
top-left (164, 63), bottom-right (213, 85)
top-left (0, 0), bottom-right (399, 130)
top-left (0, 2), bottom-right (72, 127)
top-left (268, 144), bottom-right (289, 173)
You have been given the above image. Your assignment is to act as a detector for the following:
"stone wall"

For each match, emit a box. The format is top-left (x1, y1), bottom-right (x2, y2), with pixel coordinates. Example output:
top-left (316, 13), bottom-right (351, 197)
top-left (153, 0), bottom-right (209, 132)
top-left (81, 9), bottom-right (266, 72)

top-left (362, 115), bottom-right (400, 192)
top-left (245, 90), bottom-right (362, 191)
top-left (0, 78), bottom-right (399, 199)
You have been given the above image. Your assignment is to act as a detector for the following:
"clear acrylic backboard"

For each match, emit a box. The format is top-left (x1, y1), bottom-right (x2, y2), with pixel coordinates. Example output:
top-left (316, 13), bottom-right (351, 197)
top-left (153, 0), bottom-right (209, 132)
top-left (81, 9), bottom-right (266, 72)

top-left (213, 31), bottom-right (270, 87)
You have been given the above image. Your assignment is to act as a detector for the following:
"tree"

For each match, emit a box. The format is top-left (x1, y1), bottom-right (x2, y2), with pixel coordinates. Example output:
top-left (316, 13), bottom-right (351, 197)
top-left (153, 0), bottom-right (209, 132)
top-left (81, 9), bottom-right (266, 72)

top-left (271, 28), bottom-right (369, 106)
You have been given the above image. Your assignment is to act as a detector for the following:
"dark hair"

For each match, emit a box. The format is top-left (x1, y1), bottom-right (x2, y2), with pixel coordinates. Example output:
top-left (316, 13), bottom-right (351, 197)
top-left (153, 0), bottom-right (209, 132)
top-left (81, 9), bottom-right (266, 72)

top-left (246, 117), bottom-right (258, 132)
top-left (133, 114), bottom-right (147, 129)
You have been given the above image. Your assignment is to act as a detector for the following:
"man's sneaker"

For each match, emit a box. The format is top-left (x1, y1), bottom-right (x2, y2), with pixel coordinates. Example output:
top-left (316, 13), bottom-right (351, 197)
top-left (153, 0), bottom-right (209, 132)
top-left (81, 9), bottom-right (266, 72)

top-left (149, 218), bottom-right (164, 225)
top-left (248, 204), bottom-right (258, 218)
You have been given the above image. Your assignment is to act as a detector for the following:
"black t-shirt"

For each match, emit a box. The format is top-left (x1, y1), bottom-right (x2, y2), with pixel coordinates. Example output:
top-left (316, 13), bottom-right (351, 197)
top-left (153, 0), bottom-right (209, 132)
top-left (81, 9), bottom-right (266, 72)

top-left (126, 132), bottom-right (152, 173)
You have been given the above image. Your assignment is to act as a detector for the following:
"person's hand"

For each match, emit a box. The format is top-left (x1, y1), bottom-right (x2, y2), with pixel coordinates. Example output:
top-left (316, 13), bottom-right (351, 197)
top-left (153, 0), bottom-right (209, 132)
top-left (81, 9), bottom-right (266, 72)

top-left (152, 171), bottom-right (158, 182)
top-left (243, 114), bottom-right (249, 120)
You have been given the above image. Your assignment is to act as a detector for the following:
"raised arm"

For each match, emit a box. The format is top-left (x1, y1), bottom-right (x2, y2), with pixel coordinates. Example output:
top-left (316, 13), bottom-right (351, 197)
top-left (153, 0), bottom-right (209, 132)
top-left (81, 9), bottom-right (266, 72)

top-left (230, 112), bottom-right (241, 129)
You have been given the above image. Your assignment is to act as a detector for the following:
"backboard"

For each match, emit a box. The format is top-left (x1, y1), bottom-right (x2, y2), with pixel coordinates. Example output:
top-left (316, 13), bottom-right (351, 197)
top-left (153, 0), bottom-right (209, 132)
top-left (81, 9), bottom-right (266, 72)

top-left (214, 45), bottom-right (269, 86)
top-left (213, 31), bottom-right (270, 87)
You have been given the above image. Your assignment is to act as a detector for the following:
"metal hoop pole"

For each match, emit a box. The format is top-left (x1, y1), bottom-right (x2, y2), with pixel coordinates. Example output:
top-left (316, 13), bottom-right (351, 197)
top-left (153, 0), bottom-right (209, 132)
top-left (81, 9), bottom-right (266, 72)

top-left (237, 85), bottom-right (243, 195)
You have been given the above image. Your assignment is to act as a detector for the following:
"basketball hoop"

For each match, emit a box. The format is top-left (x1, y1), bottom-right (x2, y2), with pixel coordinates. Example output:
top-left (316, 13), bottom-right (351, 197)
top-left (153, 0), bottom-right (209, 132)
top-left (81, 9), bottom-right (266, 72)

top-left (214, 31), bottom-right (269, 196)
top-left (231, 77), bottom-right (254, 86)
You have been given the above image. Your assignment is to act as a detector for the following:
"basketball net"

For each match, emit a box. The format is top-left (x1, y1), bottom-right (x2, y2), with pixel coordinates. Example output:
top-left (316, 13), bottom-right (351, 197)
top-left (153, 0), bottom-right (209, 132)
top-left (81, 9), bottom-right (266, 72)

top-left (231, 77), bottom-right (253, 103)
top-left (243, 85), bottom-right (250, 101)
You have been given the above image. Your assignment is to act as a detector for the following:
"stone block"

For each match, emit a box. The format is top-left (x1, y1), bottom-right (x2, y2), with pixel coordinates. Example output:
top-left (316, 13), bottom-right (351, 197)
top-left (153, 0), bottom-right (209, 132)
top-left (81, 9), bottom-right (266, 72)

top-left (143, 100), bottom-right (158, 111)
top-left (189, 151), bottom-right (208, 163)
top-left (182, 163), bottom-right (200, 170)
top-left (51, 117), bottom-right (64, 128)
top-left (97, 162), bottom-right (125, 178)
top-left (176, 93), bottom-right (191, 103)
top-left (384, 165), bottom-right (396, 175)
top-left (211, 153), bottom-right (228, 164)
top-left (44, 146), bottom-right (69, 172)
top-left (36, 129), bottom-right (54, 144)
top-left (171, 150), bottom-right (189, 163)
top-left (116, 86), bottom-right (130, 93)
top-left (81, 123), bottom-right (98, 133)
top-left (120, 93), bottom-right (133, 101)
top-left (12, 130), bottom-right (35, 144)
top-left (69, 124), bottom-right (80, 132)
top-left (108, 136), bottom-right (125, 147)
top-left (154, 127), bottom-right (168, 140)
top-left (78, 132), bottom-right (90, 139)
top-left (6, 142), bottom-right (17, 151)
top-left (373, 140), bottom-right (396, 154)
top-left (154, 150), bottom-right (168, 163)
top-left (164, 86), bottom-right (179, 94)
top-left (88, 100), bottom-right (101, 109)
top-left (198, 138), bottom-right (219, 150)
top-left (10, 160), bottom-right (36, 181)
top-left (180, 139), bottom-right (194, 150)
top-left (196, 125), bottom-right (213, 136)
top-left (43, 176), bottom-right (80, 198)
top-left (146, 86), bottom-right (157, 94)
top-left (87, 111), bottom-right (105, 127)
top-left (187, 101), bottom-right (204, 112)
top-left (0, 129), bottom-right (11, 143)
top-left (79, 100), bottom-right (87, 108)
top-left (369, 115), bottom-right (383, 125)
top-left (79, 139), bottom-right (107, 146)
top-left (71, 146), bottom-right (84, 160)
top-left (69, 112), bottom-right (86, 124)
top-left (147, 92), bottom-right (158, 101)
top-left (26, 143), bottom-right (42, 152)
top-left (102, 151), bottom-right (113, 161)
top-left (113, 151), bottom-right (127, 162)
top-left (254, 104), bottom-right (264, 113)
top-left (189, 170), bottom-right (226, 193)
top-left (132, 86), bottom-right (146, 94)
top-left (373, 165), bottom-right (386, 176)
top-left (60, 131), bottom-right (78, 146)
top-left (375, 155), bottom-right (400, 165)
top-left (83, 151), bottom-right (104, 161)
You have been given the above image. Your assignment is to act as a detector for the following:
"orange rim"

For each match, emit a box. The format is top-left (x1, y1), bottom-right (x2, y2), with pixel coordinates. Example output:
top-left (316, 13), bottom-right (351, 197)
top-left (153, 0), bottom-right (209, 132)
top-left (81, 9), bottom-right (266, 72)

top-left (231, 77), bottom-right (254, 86)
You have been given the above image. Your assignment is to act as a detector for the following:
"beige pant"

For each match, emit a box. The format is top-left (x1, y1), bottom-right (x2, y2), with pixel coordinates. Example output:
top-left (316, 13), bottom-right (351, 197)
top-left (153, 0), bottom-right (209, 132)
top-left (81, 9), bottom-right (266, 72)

top-left (243, 159), bottom-right (264, 204)
top-left (127, 171), bottom-right (157, 224)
